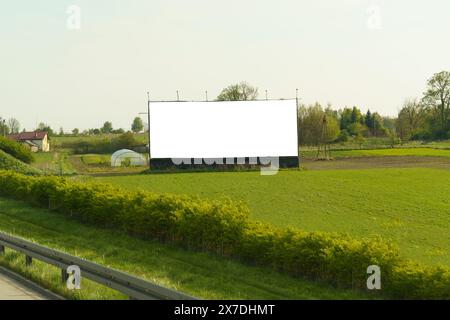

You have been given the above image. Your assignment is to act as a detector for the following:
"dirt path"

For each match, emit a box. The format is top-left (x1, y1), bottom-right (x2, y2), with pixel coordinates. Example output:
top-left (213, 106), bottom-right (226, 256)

top-left (301, 156), bottom-right (450, 170)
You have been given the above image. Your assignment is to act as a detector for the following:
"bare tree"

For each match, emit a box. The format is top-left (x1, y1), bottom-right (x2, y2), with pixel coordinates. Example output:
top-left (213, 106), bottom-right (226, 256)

top-left (396, 98), bottom-right (426, 140)
top-left (7, 118), bottom-right (20, 134)
top-left (216, 82), bottom-right (258, 101)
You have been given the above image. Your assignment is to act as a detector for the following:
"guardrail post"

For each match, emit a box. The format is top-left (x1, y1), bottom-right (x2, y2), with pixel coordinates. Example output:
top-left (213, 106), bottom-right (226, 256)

top-left (0, 245), bottom-right (4, 255)
top-left (25, 255), bottom-right (33, 266)
top-left (61, 269), bottom-right (69, 283)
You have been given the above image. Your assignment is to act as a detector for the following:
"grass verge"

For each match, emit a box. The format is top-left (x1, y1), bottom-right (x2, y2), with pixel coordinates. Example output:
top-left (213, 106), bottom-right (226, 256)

top-left (0, 197), bottom-right (374, 300)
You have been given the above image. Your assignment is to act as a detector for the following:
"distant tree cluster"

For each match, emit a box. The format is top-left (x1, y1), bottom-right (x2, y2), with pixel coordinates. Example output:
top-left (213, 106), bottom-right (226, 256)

top-left (396, 71), bottom-right (450, 141)
top-left (3, 73), bottom-right (449, 147)
top-left (62, 132), bottom-right (141, 154)
top-left (298, 103), bottom-right (393, 148)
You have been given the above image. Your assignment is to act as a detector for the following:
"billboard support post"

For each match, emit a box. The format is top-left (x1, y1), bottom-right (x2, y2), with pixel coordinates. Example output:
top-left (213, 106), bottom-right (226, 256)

top-left (147, 92), bottom-right (151, 169)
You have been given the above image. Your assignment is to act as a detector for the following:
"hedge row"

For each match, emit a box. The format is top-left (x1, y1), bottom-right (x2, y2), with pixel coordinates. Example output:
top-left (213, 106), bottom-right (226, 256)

top-left (61, 132), bottom-right (142, 154)
top-left (0, 170), bottom-right (448, 299)
top-left (0, 151), bottom-right (42, 175)
top-left (0, 136), bottom-right (34, 164)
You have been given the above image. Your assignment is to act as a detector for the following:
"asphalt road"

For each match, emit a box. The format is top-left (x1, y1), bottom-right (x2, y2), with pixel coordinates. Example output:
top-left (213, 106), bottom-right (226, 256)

top-left (0, 271), bottom-right (47, 300)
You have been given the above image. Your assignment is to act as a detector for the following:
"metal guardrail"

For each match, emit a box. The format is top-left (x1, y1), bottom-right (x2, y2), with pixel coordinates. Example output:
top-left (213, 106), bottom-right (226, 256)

top-left (0, 232), bottom-right (197, 300)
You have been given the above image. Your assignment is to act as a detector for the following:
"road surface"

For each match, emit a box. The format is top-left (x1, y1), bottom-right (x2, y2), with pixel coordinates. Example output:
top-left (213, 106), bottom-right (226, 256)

top-left (0, 271), bottom-right (47, 300)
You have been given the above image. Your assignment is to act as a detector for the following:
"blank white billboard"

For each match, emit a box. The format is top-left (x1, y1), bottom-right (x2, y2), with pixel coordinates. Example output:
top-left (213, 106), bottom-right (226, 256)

top-left (149, 100), bottom-right (298, 159)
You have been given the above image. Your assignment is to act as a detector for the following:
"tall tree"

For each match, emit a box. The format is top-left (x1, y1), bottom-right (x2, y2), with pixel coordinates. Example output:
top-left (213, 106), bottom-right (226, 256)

top-left (422, 71), bottom-right (450, 133)
top-left (38, 123), bottom-right (54, 136)
top-left (131, 117), bottom-right (144, 133)
top-left (298, 103), bottom-right (340, 146)
top-left (101, 121), bottom-right (113, 134)
top-left (216, 82), bottom-right (258, 101)
top-left (0, 119), bottom-right (9, 136)
top-left (371, 112), bottom-right (386, 137)
top-left (350, 107), bottom-right (362, 124)
top-left (365, 110), bottom-right (373, 134)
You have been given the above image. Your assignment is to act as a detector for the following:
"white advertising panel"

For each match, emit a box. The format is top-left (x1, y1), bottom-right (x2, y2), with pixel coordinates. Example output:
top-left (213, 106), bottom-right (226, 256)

top-left (149, 100), bottom-right (298, 158)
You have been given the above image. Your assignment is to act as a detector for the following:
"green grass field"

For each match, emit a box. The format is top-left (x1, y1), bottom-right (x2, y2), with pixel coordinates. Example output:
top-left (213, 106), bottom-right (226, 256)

top-left (32, 152), bottom-right (76, 175)
top-left (0, 197), bottom-right (372, 300)
top-left (80, 154), bottom-right (111, 165)
top-left (94, 168), bottom-right (450, 267)
top-left (301, 147), bottom-right (450, 159)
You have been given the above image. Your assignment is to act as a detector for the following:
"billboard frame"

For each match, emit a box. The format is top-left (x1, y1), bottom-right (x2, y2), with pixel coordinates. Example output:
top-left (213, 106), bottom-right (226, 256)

top-left (146, 97), bottom-right (300, 170)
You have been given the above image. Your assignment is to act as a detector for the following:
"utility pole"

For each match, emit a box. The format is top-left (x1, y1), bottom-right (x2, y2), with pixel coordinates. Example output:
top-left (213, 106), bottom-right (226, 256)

top-left (205, 91), bottom-right (208, 102)
top-left (176, 90), bottom-right (180, 101)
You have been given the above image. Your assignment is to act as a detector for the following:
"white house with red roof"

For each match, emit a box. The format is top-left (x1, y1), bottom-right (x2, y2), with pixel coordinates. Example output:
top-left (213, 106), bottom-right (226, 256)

top-left (8, 131), bottom-right (50, 152)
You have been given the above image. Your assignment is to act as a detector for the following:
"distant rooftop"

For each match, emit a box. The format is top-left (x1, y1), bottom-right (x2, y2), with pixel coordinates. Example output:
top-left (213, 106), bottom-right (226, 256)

top-left (8, 131), bottom-right (48, 141)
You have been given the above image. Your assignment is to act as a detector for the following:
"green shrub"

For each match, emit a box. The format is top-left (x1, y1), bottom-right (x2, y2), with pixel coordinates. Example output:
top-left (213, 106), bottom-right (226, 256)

top-left (0, 136), bottom-right (34, 163)
top-left (385, 261), bottom-right (450, 299)
top-left (0, 151), bottom-right (42, 175)
top-left (0, 170), bottom-right (449, 299)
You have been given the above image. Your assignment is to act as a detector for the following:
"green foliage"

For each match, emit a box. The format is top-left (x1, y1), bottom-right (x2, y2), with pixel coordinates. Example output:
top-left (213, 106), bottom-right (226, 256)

top-left (386, 261), bottom-right (450, 299)
top-left (396, 99), bottom-right (427, 141)
top-left (0, 150), bottom-right (41, 175)
top-left (37, 123), bottom-right (54, 136)
top-left (396, 71), bottom-right (450, 141)
top-left (339, 107), bottom-right (388, 138)
top-left (101, 121), bottom-right (113, 134)
top-left (0, 170), bottom-right (449, 298)
top-left (423, 71), bottom-right (450, 133)
top-left (120, 157), bottom-right (131, 167)
top-left (131, 117), bottom-right (144, 133)
top-left (0, 136), bottom-right (34, 163)
top-left (336, 129), bottom-right (349, 143)
top-left (298, 103), bottom-right (341, 145)
top-left (62, 133), bottom-right (140, 154)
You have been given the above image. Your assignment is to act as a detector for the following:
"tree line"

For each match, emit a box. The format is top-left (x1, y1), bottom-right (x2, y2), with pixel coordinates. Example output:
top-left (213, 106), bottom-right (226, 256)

top-left (396, 71), bottom-right (450, 141)
top-left (299, 71), bottom-right (450, 147)
top-left (0, 117), bottom-right (145, 137)
top-left (2, 72), bottom-right (449, 143)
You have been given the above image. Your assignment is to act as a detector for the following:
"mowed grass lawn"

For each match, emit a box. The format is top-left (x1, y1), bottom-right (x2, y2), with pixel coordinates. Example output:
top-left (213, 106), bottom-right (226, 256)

top-left (95, 168), bottom-right (450, 266)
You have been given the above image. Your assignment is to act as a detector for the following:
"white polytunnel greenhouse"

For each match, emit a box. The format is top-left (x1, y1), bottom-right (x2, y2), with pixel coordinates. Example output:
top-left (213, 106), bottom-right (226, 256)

top-left (111, 149), bottom-right (147, 167)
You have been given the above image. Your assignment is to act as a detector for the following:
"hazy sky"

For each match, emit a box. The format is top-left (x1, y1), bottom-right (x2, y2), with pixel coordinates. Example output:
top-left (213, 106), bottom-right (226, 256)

top-left (1, 0), bottom-right (450, 131)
